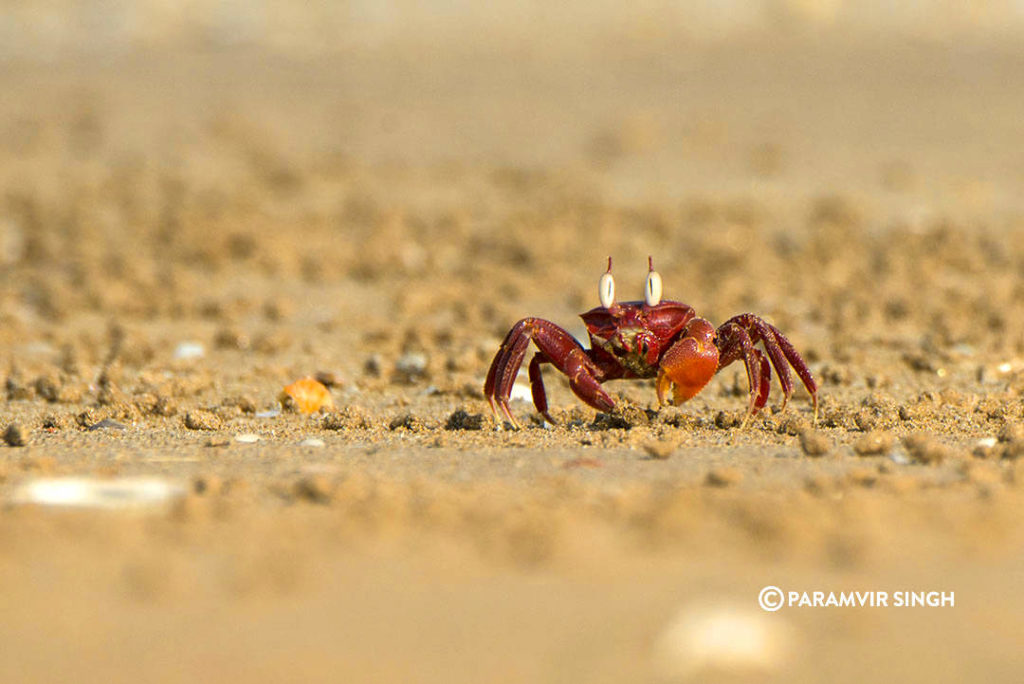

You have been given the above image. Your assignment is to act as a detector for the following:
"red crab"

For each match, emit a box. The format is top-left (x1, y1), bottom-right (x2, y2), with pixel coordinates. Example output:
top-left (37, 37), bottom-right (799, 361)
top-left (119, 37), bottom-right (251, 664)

top-left (484, 258), bottom-right (818, 428)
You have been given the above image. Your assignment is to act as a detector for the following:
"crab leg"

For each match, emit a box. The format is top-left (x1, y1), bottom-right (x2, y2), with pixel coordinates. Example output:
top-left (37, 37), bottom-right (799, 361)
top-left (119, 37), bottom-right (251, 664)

top-left (736, 316), bottom-right (795, 409)
top-left (751, 349), bottom-right (772, 417)
top-left (527, 351), bottom-right (623, 423)
top-left (527, 353), bottom-right (554, 424)
top-left (716, 322), bottom-right (771, 423)
top-left (770, 326), bottom-right (819, 419)
top-left (484, 318), bottom-right (614, 428)
top-left (716, 314), bottom-right (818, 420)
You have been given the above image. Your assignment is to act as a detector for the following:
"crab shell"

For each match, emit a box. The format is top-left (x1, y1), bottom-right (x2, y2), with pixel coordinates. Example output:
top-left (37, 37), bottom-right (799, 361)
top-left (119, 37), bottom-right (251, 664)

top-left (279, 377), bottom-right (334, 414)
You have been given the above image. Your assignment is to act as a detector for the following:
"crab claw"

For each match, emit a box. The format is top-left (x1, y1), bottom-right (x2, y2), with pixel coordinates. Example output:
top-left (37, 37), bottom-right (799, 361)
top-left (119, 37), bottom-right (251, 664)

top-left (656, 318), bottom-right (720, 406)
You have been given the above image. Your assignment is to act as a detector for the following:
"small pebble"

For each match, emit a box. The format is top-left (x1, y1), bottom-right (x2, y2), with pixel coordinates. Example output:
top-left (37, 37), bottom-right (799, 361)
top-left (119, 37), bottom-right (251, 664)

top-left (705, 466), bottom-right (743, 487)
top-left (262, 298), bottom-right (291, 321)
top-left (300, 437), bottom-right (325, 448)
top-left (88, 418), bottom-right (127, 431)
top-left (846, 467), bottom-right (878, 487)
top-left (41, 414), bottom-right (66, 430)
top-left (34, 374), bottom-right (61, 403)
top-left (882, 474), bottom-right (918, 494)
top-left (1006, 461), bottom-right (1024, 486)
top-left (1000, 441), bottom-right (1024, 461)
top-left (562, 457), bottom-right (604, 469)
top-left (314, 370), bottom-right (343, 388)
top-left (151, 396), bottom-right (178, 417)
top-left (75, 410), bottom-right (98, 428)
top-left (184, 410), bottom-right (222, 431)
top-left (804, 473), bottom-right (833, 495)
top-left (715, 411), bottom-right (740, 429)
top-left (364, 354), bottom-right (383, 377)
top-left (853, 410), bottom-right (877, 432)
top-left (853, 431), bottom-right (895, 456)
top-left (591, 412), bottom-right (633, 429)
top-left (445, 409), bottom-right (484, 430)
top-left (323, 406), bottom-right (371, 430)
top-left (776, 416), bottom-right (809, 436)
top-left (389, 413), bottom-right (425, 431)
top-left (225, 395), bottom-right (257, 414)
top-left (973, 437), bottom-right (999, 460)
top-left (214, 327), bottom-right (249, 350)
top-left (961, 461), bottom-right (1000, 487)
top-left (294, 474), bottom-right (333, 503)
top-left (866, 374), bottom-right (889, 388)
top-left (234, 433), bottom-right (260, 444)
top-left (3, 423), bottom-right (28, 447)
top-left (643, 439), bottom-right (677, 460)
top-left (903, 434), bottom-right (954, 465)
top-left (5, 368), bottom-right (31, 400)
top-left (394, 352), bottom-right (428, 381)
top-left (998, 423), bottom-right (1023, 444)
top-left (193, 475), bottom-right (224, 495)
top-left (798, 430), bottom-right (832, 457)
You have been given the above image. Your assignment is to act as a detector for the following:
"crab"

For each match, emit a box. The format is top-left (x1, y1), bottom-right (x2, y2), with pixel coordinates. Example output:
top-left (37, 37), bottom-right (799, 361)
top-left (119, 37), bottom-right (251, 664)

top-left (484, 258), bottom-right (818, 428)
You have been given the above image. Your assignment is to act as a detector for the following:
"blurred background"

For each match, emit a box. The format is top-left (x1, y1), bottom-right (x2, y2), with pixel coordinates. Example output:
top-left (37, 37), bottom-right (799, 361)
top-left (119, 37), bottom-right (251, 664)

top-left (3, 0), bottom-right (1022, 210)
top-left (4, 0), bottom-right (1024, 56)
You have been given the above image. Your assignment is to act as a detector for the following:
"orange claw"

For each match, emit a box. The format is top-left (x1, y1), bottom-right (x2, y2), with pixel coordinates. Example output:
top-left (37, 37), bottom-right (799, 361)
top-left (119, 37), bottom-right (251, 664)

top-left (656, 318), bottom-right (720, 406)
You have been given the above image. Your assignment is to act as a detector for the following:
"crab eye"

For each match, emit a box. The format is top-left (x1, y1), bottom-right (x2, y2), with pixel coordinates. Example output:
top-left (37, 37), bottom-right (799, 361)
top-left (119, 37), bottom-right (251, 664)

top-left (644, 262), bottom-right (663, 307)
top-left (599, 259), bottom-right (615, 308)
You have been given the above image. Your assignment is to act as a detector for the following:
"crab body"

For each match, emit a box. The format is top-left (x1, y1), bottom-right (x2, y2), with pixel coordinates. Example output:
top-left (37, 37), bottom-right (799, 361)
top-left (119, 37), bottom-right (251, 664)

top-left (484, 259), bottom-right (818, 428)
top-left (582, 300), bottom-right (692, 376)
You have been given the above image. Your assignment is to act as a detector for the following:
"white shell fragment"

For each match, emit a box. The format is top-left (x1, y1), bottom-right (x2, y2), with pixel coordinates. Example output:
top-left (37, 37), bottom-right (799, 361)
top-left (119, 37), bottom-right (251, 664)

top-left (509, 382), bottom-right (533, 402)
top-left (234, 433), bottom-right (261, 443)
top-left (599, 271), bottom-right (615, 308)
top-left (300, 438), bottom-right (325, 448)
top-left (652, 603), bottom-right (794, 679)
top-left (889, 447), bottom-right (912, 465)
top-left (396, 352), bottom-right (428, 376)
top-left (645, 267), bottom-right (663, 307)
top-left (173, 341), bottom-right (206, 360)
top-left (12, 477), bottom-right (186, 511)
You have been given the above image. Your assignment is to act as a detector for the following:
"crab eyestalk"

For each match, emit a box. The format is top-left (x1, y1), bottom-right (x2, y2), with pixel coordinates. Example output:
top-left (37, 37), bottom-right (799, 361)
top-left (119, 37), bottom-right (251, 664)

top-left (644, 256), bottom-right (662, 307)
top-left (598, 257), bottom-right (615, 309)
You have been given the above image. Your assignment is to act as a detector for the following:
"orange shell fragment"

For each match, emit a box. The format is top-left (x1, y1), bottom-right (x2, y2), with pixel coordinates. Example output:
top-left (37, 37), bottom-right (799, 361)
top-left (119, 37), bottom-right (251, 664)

top-left (279, 377), bottom-right (334, 414)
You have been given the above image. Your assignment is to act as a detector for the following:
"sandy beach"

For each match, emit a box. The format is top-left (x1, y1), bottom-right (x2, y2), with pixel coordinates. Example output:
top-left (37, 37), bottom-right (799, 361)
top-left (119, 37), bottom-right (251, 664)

top-left (1, 11), bottom-right (1023, 681)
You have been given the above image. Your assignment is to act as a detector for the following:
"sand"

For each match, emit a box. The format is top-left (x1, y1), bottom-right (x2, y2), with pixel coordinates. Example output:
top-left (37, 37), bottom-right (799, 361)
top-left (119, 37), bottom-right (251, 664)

top-left (0, 34), bottom-right (1022, 683)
